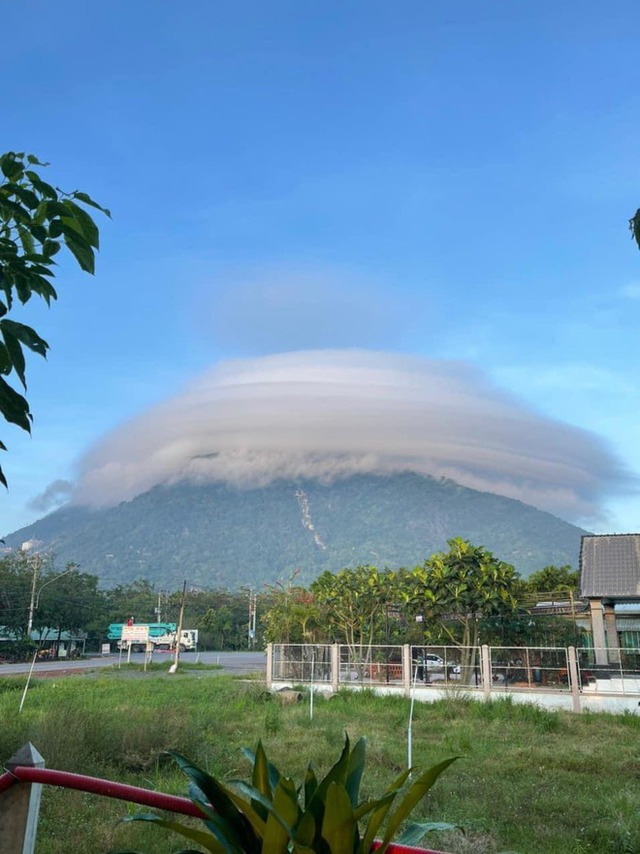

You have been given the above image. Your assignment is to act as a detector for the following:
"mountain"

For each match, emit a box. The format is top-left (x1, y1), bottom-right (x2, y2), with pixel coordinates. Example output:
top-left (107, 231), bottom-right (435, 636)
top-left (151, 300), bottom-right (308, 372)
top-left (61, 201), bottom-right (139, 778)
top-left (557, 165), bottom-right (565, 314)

top-left (3, 473), bottom-right (587, 588)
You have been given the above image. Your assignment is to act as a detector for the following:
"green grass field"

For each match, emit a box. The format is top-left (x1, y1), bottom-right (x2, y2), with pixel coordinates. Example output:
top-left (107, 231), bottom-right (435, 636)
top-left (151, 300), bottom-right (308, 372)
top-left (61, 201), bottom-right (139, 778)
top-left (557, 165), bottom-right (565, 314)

top-left (1, 668), bottom-right (638, 853)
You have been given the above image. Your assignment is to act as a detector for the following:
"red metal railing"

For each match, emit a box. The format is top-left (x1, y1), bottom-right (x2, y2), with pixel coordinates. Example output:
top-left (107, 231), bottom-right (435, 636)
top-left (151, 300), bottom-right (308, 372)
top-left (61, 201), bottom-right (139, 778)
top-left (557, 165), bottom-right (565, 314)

top-left (0, 764), bottom-right (445, 853)
top-left (0, 766), bottom-right (202, 816)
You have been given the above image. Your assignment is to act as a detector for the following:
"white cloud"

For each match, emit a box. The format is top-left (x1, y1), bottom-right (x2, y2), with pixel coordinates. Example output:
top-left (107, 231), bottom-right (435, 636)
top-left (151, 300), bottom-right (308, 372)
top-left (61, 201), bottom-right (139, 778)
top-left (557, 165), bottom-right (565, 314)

top-left (71, 350), bottom-right (631, 522)
top-left (28, 479), bottom-right (74, 513)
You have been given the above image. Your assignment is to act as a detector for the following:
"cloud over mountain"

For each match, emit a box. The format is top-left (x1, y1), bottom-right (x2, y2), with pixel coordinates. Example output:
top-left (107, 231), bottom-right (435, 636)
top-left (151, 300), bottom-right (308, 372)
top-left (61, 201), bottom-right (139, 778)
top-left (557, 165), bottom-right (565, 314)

top-left (70, 350), bottom-right (629, 522)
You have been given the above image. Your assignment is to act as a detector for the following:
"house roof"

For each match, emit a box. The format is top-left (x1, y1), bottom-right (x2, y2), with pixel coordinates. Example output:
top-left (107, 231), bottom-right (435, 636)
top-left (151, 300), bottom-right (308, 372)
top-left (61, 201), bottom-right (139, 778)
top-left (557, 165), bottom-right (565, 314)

top-left (0, 627), bottom-right (87, 643)
top-left (579, 534), bottom-right (640, 599)
top-left (33, 628), bottom-right (87, 642)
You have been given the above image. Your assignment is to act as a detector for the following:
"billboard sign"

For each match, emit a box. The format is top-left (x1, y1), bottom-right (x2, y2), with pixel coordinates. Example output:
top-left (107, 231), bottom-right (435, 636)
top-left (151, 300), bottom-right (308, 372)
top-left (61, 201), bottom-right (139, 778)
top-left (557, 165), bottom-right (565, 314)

top-left (121, 625), bottom-right (149, 643)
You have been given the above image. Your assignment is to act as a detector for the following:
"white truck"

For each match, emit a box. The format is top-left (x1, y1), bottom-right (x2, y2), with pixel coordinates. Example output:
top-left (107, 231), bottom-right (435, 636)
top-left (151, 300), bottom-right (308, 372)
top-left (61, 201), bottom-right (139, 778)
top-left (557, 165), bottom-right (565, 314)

top-left (107, 623), bottom-right (198, 653)
top-left (146, 628), bottom-right (199, 653)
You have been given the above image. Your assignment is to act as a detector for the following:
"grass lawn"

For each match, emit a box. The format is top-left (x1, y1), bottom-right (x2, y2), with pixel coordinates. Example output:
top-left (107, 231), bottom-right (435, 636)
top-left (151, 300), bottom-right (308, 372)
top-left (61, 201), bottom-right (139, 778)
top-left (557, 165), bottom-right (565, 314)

top-left (0, 668), bottom-right (638, 853)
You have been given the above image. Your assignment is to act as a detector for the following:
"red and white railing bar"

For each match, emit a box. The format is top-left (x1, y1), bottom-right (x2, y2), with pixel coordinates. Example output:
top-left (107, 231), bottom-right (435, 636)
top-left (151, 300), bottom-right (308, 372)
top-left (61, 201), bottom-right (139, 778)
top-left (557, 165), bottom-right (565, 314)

top-left (1, 765), bottom-right (445, 853)
top-left (1, 766), bottom-right (203, 817)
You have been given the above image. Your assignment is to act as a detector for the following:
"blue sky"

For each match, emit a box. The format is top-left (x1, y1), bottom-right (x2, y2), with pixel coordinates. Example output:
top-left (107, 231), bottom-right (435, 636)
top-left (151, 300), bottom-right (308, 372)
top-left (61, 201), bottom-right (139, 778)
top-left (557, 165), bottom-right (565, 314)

top-left (2, 1), bottom-right (639, 537)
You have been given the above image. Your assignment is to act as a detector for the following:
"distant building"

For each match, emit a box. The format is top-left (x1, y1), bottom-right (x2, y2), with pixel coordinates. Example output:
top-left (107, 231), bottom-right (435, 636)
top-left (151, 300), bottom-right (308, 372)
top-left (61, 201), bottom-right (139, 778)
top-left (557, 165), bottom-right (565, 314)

top-left (579, 533), bottom-right (640, 664)
top-left (31, 628), bottom-right (87, 659)
top-left (0, 627), bottom-right (87, 659)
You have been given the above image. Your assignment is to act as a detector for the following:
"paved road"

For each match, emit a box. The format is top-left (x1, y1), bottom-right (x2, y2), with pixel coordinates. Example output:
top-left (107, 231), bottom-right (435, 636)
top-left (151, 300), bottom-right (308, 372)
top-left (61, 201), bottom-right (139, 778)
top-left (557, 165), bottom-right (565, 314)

top-left (0, 650), bottom-right (266, 678)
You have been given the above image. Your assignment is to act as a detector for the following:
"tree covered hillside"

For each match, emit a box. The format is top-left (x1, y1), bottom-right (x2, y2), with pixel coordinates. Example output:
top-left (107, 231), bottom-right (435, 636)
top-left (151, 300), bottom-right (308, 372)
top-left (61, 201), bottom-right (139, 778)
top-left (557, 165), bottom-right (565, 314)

top-left (3, 473), bottom-right (587, 588)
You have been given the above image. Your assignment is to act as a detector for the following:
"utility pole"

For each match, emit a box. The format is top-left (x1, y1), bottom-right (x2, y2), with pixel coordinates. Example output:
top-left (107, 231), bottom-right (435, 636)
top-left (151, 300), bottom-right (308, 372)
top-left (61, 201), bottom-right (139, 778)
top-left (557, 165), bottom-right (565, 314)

top-left (171, 580), bottom-right (187, 673)
top-left (154, 592), bottom-right (162, 624)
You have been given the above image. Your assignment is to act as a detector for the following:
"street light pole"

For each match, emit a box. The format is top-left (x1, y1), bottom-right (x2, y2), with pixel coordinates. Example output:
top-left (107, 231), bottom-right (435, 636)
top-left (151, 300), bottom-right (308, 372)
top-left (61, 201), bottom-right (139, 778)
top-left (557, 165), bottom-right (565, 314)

top-left (34, 565), bottom-right (78, 611)
top-left (27, 563), bottom-right (77, 636)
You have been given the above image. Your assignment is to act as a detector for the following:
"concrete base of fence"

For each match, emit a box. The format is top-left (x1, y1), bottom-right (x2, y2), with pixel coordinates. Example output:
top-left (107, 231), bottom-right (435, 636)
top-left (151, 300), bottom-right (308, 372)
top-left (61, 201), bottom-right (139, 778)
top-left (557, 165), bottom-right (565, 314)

top-left (267, 680), bottom-right (640, 714)
top-left (0, 743), bottom-right (45, 854)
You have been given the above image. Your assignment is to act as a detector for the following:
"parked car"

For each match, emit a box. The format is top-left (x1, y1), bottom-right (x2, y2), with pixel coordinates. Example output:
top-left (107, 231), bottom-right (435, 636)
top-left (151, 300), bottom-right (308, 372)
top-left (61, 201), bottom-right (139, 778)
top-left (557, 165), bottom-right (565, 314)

top-left (415, 652), bottom-right (461, 679)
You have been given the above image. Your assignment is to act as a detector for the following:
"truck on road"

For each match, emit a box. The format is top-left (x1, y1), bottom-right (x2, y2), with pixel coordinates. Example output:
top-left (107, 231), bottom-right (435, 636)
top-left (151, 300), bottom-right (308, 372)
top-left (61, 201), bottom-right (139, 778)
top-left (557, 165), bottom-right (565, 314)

top-left (107, 622), bottom-right (198, 653)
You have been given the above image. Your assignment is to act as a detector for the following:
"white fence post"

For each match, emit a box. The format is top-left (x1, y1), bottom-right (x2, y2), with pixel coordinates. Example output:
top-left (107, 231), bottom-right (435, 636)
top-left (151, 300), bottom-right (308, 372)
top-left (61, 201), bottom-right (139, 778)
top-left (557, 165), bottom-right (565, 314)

top-left (567, 646), bottom-right (582, 713)
top-left (589, 601), bottom-right (609, 665)
top-left (481, 645), bottom-right (491, 700)
top-left (265, 643), bottom-right (273, 689)
top-left (331, 644), bottom-right (339, 692)
top-left (402, 645), bottom-right (411, 695)
top-left (0, 743), bottom-right (45, 854)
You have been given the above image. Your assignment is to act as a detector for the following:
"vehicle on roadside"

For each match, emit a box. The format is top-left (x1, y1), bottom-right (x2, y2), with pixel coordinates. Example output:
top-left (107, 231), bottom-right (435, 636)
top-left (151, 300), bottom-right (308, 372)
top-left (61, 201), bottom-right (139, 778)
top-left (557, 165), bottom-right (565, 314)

top-left (107, 623), bottom-right (198, 653)
top-left (414, 651), bottom-right (462, 678)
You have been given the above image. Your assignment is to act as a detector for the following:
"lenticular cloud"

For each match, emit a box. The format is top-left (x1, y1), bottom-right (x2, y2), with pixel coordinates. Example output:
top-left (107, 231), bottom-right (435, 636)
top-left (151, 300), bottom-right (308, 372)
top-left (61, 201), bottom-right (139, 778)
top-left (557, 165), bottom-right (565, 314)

top-left (72, 350), bottom-right (627, 520)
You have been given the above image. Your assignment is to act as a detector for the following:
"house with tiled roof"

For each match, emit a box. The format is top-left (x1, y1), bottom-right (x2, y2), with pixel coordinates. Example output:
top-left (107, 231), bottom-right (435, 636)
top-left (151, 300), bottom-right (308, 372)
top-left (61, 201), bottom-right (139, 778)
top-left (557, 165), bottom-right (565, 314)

top-left (579, 533), bottom-right (640, 664)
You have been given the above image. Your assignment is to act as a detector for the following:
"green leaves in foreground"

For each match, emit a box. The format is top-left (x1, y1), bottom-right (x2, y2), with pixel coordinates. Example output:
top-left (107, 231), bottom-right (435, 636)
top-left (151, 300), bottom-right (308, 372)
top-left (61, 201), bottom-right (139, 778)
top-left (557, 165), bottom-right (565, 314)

top-left (122, 735), bottom-right (458, 853)
top-left (0, 150), bottom-right (109, 487)
top-left (631, 208), bottom-right (640, 251)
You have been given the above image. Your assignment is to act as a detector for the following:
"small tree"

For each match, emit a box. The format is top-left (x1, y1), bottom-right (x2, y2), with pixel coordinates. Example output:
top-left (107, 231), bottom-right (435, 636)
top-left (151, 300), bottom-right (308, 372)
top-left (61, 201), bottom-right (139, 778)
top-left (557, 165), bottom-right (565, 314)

top-left (195, 590), bottom-right (255, 649)
top-left (103, 579), bottom-right (159, 625)
top-left (36, 565), bottom-right (104, 654)
top-left (199, 603), bottom-right (236, 649)
top-left (404, 538), bottom-right (519, 681)
top-left (0, 151), bottom-right (109, 486)
top-left (525, 564), bottom-right (578, 595)
top-left (261, 581), bottom-right (319, 645)
top-left (0, 549), bottom-right (52, 640)
top-left (310, 565), bottom-right (394, 676)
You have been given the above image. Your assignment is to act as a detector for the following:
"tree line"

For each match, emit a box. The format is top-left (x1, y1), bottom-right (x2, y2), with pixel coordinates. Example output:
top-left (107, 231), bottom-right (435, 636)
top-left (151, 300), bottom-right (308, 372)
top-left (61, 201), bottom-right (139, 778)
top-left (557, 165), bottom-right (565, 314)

top-left (0, 538), bottom-right (580, 661)
top-left (261, 538), bottom-right (581, 652)
top-left (0, 553), bottom-right (259, 659)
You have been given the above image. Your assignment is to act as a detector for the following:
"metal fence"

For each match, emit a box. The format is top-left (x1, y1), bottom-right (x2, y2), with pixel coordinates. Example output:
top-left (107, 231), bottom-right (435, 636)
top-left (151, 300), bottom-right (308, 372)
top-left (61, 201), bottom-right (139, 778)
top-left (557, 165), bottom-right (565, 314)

top-left (340, 644), bottom-right (404, 684)
top-left (271, 643), bottom-right (333, 684)
top-left (269, 642), bottom-right (640, 700)
top-left (410, 645), bottom-right (481, 688)
top-left (577, 647), bottom-right (640, 694)
top-left (489, 646), bottom-right (570, 690)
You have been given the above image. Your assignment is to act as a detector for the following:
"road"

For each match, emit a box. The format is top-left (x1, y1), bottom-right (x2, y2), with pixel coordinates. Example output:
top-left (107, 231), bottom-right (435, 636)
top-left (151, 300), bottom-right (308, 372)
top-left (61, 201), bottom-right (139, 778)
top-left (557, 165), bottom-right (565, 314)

top-left (0, 650), bottom-right (267, 678)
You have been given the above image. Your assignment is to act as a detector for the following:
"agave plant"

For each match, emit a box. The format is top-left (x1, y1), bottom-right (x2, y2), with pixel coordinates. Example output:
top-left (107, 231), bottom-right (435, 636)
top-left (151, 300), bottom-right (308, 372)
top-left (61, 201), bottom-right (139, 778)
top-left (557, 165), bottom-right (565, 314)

top-left (122, 735), bottom-right (457, 853)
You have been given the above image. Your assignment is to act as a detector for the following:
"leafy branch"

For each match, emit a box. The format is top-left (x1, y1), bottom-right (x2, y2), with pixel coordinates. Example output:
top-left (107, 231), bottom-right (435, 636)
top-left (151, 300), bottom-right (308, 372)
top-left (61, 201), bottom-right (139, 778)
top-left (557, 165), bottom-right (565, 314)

top-left (0, 151), bottom-right (109, 486)
top-left (630, 208), bottom-right (640, 251)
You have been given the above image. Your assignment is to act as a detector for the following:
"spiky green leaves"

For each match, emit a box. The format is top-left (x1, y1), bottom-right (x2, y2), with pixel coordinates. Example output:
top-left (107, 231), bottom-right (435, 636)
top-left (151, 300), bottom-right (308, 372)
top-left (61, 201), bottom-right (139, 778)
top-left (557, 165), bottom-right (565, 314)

top-left (123, 734), bottom-right (458, 853)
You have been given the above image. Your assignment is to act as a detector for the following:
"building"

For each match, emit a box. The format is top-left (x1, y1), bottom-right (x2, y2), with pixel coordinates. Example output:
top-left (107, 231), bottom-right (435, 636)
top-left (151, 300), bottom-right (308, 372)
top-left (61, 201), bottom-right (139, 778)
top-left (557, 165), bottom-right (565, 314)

top-left (579, 533), bottom-right (640, 664)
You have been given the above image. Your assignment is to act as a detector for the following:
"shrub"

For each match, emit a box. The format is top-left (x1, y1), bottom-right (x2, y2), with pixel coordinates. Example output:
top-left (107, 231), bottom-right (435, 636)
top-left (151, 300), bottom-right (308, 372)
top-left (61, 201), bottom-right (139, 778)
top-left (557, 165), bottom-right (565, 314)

top-left (123, 734), bottom-right (458, 852)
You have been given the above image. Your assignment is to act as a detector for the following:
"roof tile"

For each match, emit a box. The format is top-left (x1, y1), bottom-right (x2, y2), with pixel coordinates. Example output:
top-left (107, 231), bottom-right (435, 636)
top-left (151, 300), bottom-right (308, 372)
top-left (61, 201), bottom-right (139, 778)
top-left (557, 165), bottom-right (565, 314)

top-left (579, 534), bottom-right (640, 599)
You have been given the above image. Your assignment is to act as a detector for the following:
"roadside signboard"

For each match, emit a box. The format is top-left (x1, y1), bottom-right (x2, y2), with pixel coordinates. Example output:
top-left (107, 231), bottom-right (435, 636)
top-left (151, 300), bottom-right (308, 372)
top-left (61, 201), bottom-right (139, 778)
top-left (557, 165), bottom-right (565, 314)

top-left (121, 625), bottom-right (149, 643)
